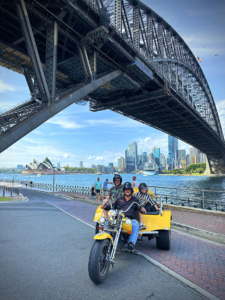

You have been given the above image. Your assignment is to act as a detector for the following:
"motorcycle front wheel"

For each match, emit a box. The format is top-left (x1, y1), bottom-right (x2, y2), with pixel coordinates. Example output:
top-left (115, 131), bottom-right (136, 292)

top-left (88, 239), bottom-right (110, 284)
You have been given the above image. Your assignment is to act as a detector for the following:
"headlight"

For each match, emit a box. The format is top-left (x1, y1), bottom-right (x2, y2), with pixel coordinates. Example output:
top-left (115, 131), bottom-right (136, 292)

top-left (125, 219), bottom-right (132, 226)
top-left (99, 217), bottom-right (105, 224)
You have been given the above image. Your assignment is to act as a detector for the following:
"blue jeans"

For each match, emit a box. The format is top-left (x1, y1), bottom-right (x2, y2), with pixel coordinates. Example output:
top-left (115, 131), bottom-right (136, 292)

top-left (104, 219), bottom-right (139, 246)
top-left (128, 219), bottom-right (139, 245)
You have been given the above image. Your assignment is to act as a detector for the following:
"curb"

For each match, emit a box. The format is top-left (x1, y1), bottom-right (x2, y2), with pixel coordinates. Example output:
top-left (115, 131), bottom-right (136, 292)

top-left (163, 204), bottom-right (225, 217)
top-left (171, 222), bottom-right (225, 244)
top-left (0, 196), bottom-right (29, 203)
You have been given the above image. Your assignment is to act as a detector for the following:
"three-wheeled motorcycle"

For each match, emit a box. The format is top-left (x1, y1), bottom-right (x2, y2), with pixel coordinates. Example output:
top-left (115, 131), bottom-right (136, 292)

top-left (88, 188), bottom-right (171, 284)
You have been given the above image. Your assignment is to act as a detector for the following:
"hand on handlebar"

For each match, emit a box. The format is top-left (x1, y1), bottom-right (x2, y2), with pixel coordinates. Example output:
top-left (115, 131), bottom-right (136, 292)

top-left (101, 198), bottom-right (110, 209)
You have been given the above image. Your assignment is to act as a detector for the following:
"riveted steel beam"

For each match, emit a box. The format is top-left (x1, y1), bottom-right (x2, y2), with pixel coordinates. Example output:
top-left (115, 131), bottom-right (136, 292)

top-left (0, 70), bottom-right (123, 152)
top-left (16, 0), bottom-right (50, 102)
top-left (45, 21), bottom-right (58, 104)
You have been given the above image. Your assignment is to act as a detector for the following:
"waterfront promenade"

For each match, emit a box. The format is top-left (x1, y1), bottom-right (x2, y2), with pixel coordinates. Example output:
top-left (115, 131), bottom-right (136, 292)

top-left (1, 182), bottom-right (225, 299)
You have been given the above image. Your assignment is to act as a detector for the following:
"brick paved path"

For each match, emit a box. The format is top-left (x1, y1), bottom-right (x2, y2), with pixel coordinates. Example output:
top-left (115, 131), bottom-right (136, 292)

top-left (171, 210), bottom-right (225, 235)
top-left (48, 199), bottom-right (225, 300)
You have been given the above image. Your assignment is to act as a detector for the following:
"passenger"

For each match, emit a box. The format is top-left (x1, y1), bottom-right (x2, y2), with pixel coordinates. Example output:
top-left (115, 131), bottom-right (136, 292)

top-left (104, 182), bottom-right (146, 250)
top-left (101, 174), bottom-right (123, 219)
top-left (132, 176), bottom-right (139, 188)
top-left (134, 182), bottom-right (160, 230)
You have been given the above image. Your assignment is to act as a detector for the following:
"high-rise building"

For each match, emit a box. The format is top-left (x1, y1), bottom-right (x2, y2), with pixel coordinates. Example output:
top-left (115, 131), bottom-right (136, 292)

top-left (118, 157), bottom-right (125, 171)
top-left (108, 163), bottom-right (114, 173)
top-left (178, 150), bottom-right (186, 169)
top-left (168, 135), bottom-right (178, 170)
top-left (17, 164), bottom-right (24, 170)
top-left (57, 162), bottom-right (60, 168)
top-left (142, 152), bottom-right (148, 165)
top-left (160, 153), bottom-right (166, 170)
top-left (92, 164), bottom-right (96, 169)
top-left (80, 161), bottom-right (83, 168)
top-left (126, 141), bottom-right (138, 169)
top-left (189, 147), bottom-right (199, 163)
top-left (199, 152), bottom-right (206, 163)
top-left (190, 155), bottom-right (197, 164)
top-left (186, 154), bottom-right (190, 166)
top-left (154, 148), bottom-right (161, 168)
top-left (125, 157), bottom-right (135, 172)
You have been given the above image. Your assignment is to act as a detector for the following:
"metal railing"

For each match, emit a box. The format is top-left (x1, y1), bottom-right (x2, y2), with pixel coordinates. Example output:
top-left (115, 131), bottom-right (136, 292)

top-left (148, 185), bottom-right (225, 211)
top-left (0, 186), bottom-right (20, 197)
top-left (1, 179), bottom-right (224, 211)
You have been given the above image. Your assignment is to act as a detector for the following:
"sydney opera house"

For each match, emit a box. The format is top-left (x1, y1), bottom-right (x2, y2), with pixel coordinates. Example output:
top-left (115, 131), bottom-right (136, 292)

top-left (23, 157), bottom-right (64, 175)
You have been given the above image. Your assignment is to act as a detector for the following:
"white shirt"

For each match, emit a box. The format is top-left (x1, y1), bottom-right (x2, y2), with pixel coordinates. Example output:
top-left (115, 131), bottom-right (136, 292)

top-left (133, 181), bottom-right (139, 187)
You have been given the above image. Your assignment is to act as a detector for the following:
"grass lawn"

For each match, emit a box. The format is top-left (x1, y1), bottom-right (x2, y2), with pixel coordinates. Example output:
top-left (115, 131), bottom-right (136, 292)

top-left (0, 197), bottom-right (13, 201)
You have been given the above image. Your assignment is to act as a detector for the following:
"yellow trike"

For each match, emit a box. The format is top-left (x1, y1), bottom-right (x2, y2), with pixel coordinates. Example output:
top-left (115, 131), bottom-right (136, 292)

top-left (88, 188), bottom-right (171, 284)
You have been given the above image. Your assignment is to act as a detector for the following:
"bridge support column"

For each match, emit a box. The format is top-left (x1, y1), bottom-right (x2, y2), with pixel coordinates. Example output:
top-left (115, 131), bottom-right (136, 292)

top-left (205, 155), bottom-right (225, 175)
top-left (16, 0), bottom-right (50, 102)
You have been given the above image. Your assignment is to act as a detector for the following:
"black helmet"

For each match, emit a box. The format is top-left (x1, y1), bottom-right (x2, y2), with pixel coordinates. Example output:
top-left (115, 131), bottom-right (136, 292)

top-left (113, 174), bottom-right (122, 184)
top-left (139, 183), bottom-right (148, 193)
top-left (123, 182), bottom-right (133, 194)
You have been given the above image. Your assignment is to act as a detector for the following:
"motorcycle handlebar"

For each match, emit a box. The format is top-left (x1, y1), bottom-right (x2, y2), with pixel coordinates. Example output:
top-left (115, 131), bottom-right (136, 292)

top-left (120, 202), bottom-right (142, 213)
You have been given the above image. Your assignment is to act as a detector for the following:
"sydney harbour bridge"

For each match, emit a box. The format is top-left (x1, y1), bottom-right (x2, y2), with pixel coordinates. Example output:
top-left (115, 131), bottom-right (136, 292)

top-left (0, 0), bottom-right (224, 173)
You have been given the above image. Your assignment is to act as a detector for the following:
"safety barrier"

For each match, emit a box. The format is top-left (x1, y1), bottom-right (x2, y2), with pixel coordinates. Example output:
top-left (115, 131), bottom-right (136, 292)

top-left (1, 179), bottom-right (224, 211)
top-left (0, 185), bottom-right (20, 197)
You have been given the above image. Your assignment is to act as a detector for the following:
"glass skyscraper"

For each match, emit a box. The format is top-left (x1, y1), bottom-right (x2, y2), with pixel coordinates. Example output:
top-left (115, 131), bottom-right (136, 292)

top-left (154, 148), bottom-right (161, 168)
top-left (126, 141), bottom-right (138, 170)
top-left (168, 135), bottom-right (178, 170)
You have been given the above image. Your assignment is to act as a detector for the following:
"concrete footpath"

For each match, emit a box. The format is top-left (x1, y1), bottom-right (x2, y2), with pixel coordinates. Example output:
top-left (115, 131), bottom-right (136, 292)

top-left (2, 183), bottom-right (225, 299)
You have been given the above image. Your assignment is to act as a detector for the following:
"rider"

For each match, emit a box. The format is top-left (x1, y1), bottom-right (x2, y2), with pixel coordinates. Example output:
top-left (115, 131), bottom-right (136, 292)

top-left (134, 182), bottom-right (160, 230)
top-left (104, 182), bottom-right (146, 250)
top-left (101, 174), bottom-right (123, 219)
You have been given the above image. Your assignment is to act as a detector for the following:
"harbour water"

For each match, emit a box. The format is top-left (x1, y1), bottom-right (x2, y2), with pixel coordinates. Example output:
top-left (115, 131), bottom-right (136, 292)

top-left (0, 173), bottom-right (224, 191)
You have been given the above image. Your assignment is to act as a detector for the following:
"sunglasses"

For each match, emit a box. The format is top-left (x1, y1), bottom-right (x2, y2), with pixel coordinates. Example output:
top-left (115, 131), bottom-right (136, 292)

top-left (115, 179), bottom-right (120, 182)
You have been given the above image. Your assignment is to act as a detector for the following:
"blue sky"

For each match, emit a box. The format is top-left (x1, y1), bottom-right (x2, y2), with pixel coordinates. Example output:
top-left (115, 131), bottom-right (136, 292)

top-left (0, 0), bottom-right (224, 168)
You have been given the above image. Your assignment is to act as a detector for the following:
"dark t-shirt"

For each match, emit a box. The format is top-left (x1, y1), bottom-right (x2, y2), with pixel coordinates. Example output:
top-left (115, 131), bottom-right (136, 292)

top-left (105, 196), bottom-right (141, 220)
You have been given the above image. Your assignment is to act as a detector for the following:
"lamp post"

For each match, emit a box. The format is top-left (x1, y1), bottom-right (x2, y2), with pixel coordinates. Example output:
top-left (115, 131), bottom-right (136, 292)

top-left (12, 169), bottom-right (14, 187)
top-left (53, 167), bottom-right (56, 193)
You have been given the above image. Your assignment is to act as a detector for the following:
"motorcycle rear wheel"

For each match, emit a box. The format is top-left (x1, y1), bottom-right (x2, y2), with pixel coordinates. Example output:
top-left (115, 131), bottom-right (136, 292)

top-left (88, 239), bottom-right (110, 284)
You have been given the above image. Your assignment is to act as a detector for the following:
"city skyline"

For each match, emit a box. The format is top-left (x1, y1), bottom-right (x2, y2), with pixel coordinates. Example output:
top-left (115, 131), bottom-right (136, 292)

top-left (0, 0), bottom-right (224, 168)
top-left (2, 136), bottom-right (204, 171)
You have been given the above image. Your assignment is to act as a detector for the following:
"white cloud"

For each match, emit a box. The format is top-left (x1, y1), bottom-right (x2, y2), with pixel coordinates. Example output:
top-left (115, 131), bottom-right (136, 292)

top-left (0, 79), bottom-right (15, 93)
top-left (137, 135), bottom-right (168, 155)
top-left (47, 116), bottom-right (84, 129)
top-left (87, 118), bottom-right (144, 128)
top-left (63, 153), bottom-right (69, 158)
top-left (87, 155), bottom-right (95, 160)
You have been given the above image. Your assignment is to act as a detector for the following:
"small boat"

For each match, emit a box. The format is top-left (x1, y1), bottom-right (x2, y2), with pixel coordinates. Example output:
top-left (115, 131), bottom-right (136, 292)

top-left (95, 172), bottom-right (102, 175)
top-left (37, 173), bottom-right (43, 177)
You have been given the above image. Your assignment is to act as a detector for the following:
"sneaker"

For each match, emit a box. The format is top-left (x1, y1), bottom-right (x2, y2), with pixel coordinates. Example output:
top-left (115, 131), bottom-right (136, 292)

top-left (127, 242), bottom-right (134, 251)
top-left (139, 224), bottom-right (147, 230)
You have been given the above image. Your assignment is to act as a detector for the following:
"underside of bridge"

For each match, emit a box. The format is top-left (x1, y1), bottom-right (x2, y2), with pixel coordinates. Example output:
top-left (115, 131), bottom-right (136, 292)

top-left (0, 0), bottom-right (224, 173)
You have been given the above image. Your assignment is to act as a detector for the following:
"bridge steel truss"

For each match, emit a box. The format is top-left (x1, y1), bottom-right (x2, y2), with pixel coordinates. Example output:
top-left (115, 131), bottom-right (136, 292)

top-left (0, 0), bottom-right (224, 173)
